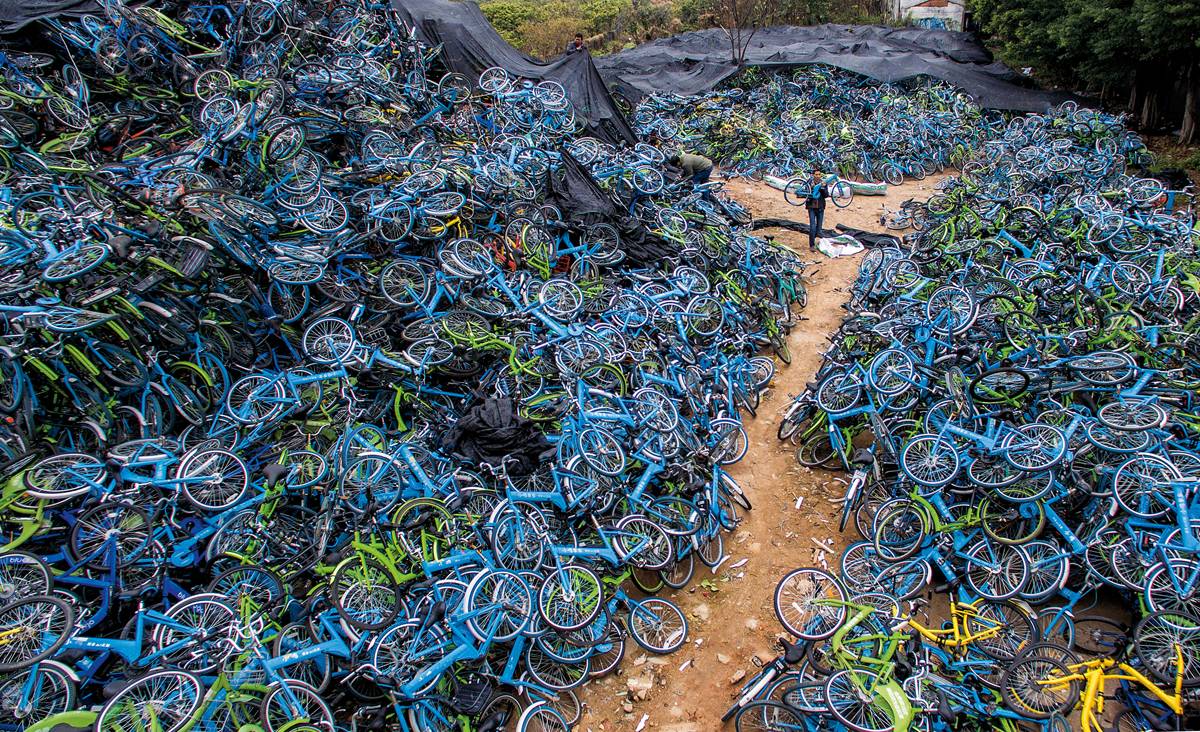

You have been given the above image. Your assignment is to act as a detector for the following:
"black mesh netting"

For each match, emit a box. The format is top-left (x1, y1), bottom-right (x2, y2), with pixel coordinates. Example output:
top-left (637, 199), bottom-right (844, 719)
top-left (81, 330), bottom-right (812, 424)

top-left (594, 24), bottom-right (1078, 112)
top-left (391, 0), bottom-right (637, 145)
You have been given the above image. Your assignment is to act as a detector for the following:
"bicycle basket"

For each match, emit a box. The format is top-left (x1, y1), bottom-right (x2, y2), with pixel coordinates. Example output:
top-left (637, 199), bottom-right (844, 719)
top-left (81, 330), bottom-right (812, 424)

top-left (449, 675), bottom-right (493, 715)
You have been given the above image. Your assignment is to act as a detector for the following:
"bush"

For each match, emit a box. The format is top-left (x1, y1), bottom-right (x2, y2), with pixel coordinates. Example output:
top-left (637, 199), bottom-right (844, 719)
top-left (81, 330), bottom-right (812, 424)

top-left (516, 16), bottom-right (584, 58)
top-left (480, 0), bottom-right (545, 45)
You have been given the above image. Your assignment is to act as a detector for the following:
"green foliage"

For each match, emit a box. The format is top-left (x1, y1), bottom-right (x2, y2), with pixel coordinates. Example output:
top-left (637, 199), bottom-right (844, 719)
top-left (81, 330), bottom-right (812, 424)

top-left (969, 0), bottom-right (1199, 87)
top-left (676, 0), bottom-right (715, 29)
top-left (479, 0), bottom-right (545, 44)
top-left (581, 0), bottom-right (630, 33)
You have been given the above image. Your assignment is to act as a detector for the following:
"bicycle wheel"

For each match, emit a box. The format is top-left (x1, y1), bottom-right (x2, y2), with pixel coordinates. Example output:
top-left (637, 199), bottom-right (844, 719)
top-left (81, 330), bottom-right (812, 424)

top-left (1098, 400), bottom-right (1167, 432)
top-left (538, 564), bottom-right (602, 632)
top-left (577, 426), bottom-right (626, 476)
top-left (226, 373), bottom-right (287, 425)
top-left (1000, 423), bottom-right (1066, 472)
top-left (0, 552), bottom-right (50, 604)
top-left (261, 679), bottom-right (334, 732)
top-left (523, 644), bottom-right (589, 691)
top-left (150, 593), bottom-right (237, 673)
top-left (628, 597), bottom-right (688, 653)
top-left (824, 669), bottom-right (895, 732)
top-left (1143, 558), bottom-right (1200, 616)
top-left (68, 502), bottom-right (151, 569)
top-left (735, 701), bottom-right (808, 732)
top-left (1072, 615), bottom-right (1128, 656)
top-left (778, 399), bottom-right (813, 441)
top-left (872, 499), bottom-right (928, 561)
top-left (816, 370), bottom-right (863, 414)
top-left (773, 567), bottom-right (846, 639)
top-left (615, 515), bottom-right (674, 570)
top-left (979, 496), bottom-right (1045, 544)
top-left (96, 670), bottom-right (204, 732)
top-left (968, 368), bottom-right (1029, 403)
top-left (179, 448), bottom-right (249, 511)
top-left (795, 432), bottom-right (841, 469)
top-left (868, 349), bottom-right (915, 396)
top-left (0, 659), bottom-right (76, 722)
top-left (464, 569), bottom-right (531, 642)
top-left (42, 244), bottom-right (108, 281)
top-left (829, 179), bottom-right (853, 208)
top-left (1133, 610), bottom-right (1200, 688)
top-left (1112, 454), bottom-right (1179, 519)
top-left (0, 596), bottom-right (74, 672)
top-left (999, 654), bottom-right (1079, 719)
top-left (963, 542), bottom-right (1029, 601)
top-left (967, 599), bottom-right (1038, 661)
top-left (900, 435), bottom-right (960, 488)
top-left (710, 417), bottom-right (749, 464)
top-left (302, 317), bottom-right (357, 364)
top-left (517, 701), bottom-right (569, 732)
top-left (23, 452), bottom-right (105, 501)
top-left (1019, 540), bottom-right (1069, 602)
top-left (588, 622), bottom-right (626, 678)
top-left (329, 556), bottom-right (401, 631)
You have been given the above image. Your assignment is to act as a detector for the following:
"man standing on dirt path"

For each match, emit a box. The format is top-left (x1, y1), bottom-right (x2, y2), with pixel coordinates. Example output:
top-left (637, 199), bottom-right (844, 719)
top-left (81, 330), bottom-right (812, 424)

top-left (804, 170), bottom-right (830, 252)
top-left (669, 151), bottom-right (714, 185)
top-left (565, 33), bottom-right (587, 54)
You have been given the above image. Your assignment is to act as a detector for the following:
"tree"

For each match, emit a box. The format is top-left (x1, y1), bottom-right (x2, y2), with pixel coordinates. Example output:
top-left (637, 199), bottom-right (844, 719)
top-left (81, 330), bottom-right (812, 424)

top-left (969, 0), bottom-right (1200, 143)
top-left (708, 0), bottom-right (836, 64)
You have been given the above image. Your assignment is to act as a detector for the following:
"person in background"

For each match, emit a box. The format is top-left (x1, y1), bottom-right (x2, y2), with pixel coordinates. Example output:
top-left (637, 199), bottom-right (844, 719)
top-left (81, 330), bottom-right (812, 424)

top-left (565, 33), bottom-right (586, 54)
top-left (668, 151), bottom-right (714, 185)
top-left (805, 170), bottom-right (830, 252)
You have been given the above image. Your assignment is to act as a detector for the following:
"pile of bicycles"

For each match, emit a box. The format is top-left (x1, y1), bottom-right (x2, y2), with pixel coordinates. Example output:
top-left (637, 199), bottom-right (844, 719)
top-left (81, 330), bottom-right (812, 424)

top-left (633, 66), bottom-right (990, 183)
top-left (0, 1), bottom-right (810, 730)
top-left (770, 99), bottom-right (1200, 729)
top-left (719, 567), bottom-right (1200, 732)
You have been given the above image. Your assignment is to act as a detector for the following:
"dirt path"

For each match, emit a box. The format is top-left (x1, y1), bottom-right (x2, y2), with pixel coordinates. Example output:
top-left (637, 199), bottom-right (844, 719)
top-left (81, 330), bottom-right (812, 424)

top-left (577, 175), bottom-right (947, 731)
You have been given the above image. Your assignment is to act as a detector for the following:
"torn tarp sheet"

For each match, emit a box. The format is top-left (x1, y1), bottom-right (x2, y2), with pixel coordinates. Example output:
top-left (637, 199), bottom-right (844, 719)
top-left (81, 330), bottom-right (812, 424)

top-left (595, 24), bottom-right (1076, 113)
top-left (0, 0), bottom-right (97, 33)
top-left (391, 0), bottom-right (636, 145)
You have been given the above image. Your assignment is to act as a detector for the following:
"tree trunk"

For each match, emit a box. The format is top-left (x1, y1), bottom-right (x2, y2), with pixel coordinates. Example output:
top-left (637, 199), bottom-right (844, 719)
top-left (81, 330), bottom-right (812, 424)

top-left (1181, 59), bottom-right (1199, 145)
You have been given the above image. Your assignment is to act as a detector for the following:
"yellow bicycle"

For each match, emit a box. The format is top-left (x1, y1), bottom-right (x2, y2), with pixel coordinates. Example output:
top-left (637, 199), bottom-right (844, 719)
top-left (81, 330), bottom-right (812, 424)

top-left (999, 610), bottom-right (1200, 732)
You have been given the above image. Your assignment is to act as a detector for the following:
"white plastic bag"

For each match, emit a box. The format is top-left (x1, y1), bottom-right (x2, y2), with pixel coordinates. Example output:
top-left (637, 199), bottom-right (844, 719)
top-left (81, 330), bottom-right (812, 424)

top-left (816, 234), bottom-right (864, 258)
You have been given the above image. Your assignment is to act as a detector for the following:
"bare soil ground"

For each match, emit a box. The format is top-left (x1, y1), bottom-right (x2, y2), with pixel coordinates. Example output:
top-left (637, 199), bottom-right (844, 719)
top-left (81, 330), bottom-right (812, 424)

top-left (576, 175), bottom-right (949, 731)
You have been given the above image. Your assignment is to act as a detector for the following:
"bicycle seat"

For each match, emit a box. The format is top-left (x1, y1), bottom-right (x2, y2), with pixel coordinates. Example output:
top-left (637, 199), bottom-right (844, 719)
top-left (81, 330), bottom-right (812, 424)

top-left (426, 600), bottom-right (446, 626)
top-left (399, 507), bottom-right (432, 531)
top-left (262, 462), bottom-right (288, 488)
top-left (850, 448), bottom-right (875, 467)
top-left (109, 234), bottom-right (134, 259)
top-left (102, 679), bottom-right (132, 699)
top-left (781, 638), bottom-right (805, 664)
top-left (934, 689), bottom-right (958, 724)
top-left (477, 710), bottom-right (511, 732)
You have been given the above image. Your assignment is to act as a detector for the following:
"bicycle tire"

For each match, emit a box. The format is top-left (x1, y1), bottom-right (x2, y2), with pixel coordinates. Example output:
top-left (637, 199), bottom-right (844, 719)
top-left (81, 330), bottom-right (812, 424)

top-left (773, 567), bottom-right (846, 639)
top-left (96, 669), bottom-right (205, 732)
top-left (999, 653), bottom-right (1079, 720)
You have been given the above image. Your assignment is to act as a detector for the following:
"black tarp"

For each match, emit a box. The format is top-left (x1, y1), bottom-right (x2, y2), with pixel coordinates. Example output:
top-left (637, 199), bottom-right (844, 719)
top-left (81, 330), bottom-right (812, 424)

top-left (545, 153), bottom-right (676, 266)
top-left (0, 0), bottom-right (96, 33)
top-left (390, 0), bottom-right (636, 145)
top-left (595, 24), bottom-right (1076, 113)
